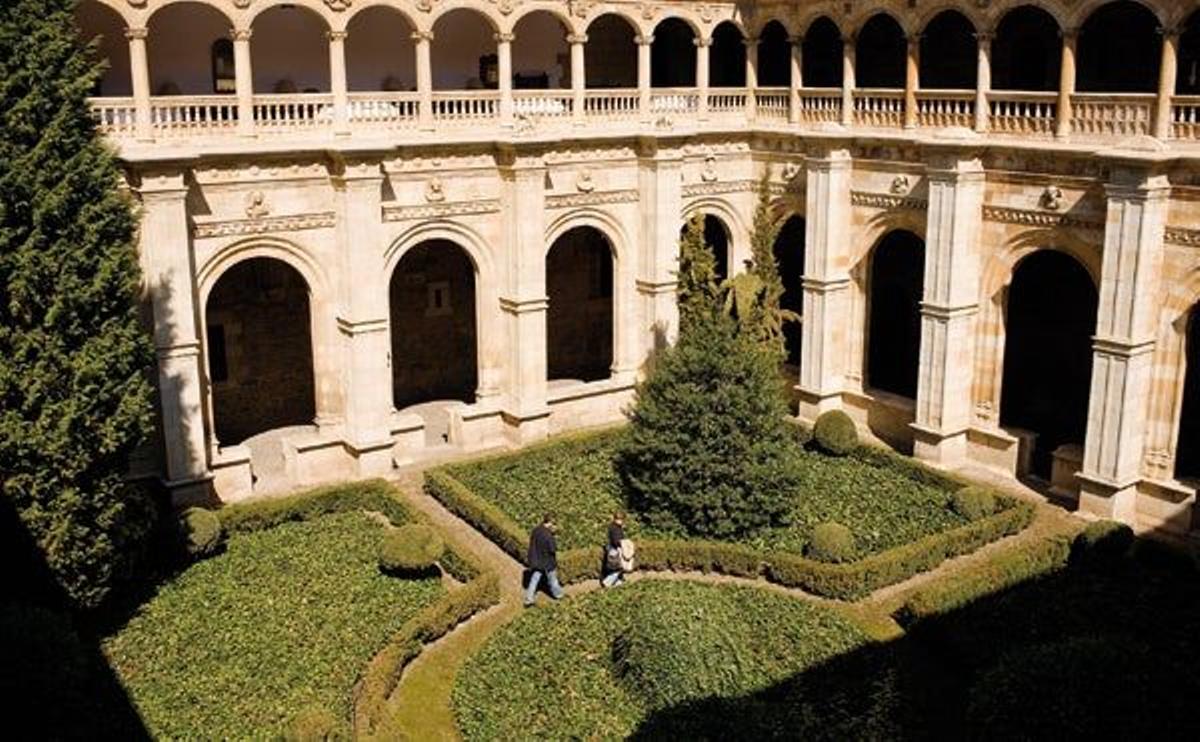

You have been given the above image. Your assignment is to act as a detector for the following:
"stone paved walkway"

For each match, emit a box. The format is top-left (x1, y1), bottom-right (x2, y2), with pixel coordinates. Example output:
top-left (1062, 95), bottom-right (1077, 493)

top-left (380, 468), bottom-right (1083, 740)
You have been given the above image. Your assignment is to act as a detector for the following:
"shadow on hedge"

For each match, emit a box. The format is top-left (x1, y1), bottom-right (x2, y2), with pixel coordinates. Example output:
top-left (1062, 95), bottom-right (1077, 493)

top-left (629, 534), bottom-right (1200, 740)
top-left (1, 495), bottom-right (150, 739)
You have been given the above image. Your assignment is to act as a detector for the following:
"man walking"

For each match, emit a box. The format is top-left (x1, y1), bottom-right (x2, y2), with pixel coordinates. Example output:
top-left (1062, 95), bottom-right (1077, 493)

top-left (524, 513), bottom-right (564, 607)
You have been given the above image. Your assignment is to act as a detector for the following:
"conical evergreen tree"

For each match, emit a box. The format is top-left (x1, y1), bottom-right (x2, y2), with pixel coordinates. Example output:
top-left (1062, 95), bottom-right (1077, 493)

top-left (616, 212), bottom-right (800, 539)
top-left (0, 0), bottom-right (156, 609)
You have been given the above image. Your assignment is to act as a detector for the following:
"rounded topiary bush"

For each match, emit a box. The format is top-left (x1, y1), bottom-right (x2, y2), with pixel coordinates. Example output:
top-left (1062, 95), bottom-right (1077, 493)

top-left (951, 486), bottom-right (997, 521)
top-left (282, 706), bottom-right (347, 742)
top-left (176, 507), bottom-right (223, 559)
top-left (379, 524), bottom-right (444, 576)
top-left (812, 410), bottom-right (857, 456)
top-left (807, 522), bottom-right (856, 563)
top-left (1071, 520), bottom-right (1134, 563)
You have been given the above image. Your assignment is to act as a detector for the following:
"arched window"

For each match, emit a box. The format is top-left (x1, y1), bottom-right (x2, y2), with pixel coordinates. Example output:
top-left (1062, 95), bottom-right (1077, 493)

top-left (710, 22), bottom-right (746, 88)
top-left (652, 18), bottom-right (696, 87)
top-left (1077, 1), bottom-right (1161, 93)
top-left (992, 5), bottom-right (1060, 91)
top-left (148, 2), bottom-right (235, 95)
top-left (585, 14), bottom-right (637, 88)
top-left (856, 14), bottom-right (906, 89)
top-left (430, 8), bottom-right (496, 90)
top-left (866, 230), bottom-right (925, 399)
top-left (512, 11), bottom-right (569, 89)
top-left (75, 0), bottom-right (131, 96)
top-left (251, 5), bottom-right (330, 93)
top-left (346, 6), bottom-right (415, 91)
top-left (758, 20), bottom-right (791, 87)
top-left (920, 11), bottom-right (976, 89)
top-left (803, 17), bottom-right (843, 88)
top-left (547, 227), bottom-right (615, 382)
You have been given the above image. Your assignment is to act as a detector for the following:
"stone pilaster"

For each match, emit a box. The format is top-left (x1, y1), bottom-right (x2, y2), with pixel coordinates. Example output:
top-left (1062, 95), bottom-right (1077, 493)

top-left (138, 170), bottom-right (210, 498)
top-left (913, 153), bottom-right (985, 466)
top-left (330, 156), bottom-right (393, 474)
top-left (635, 138), bottom-right (682, 360)
top-left (1079, 166), bottom-right (1170, 522)
top-left (498, 147), bottom-right (550, 442)
top-left (797, 148), bottom-right (853, 422)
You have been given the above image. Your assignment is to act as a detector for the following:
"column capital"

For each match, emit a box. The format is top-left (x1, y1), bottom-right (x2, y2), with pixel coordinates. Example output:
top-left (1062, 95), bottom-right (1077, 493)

top-left (906, 32), bottom-right (922, 47)
top-left (1158, 25), bottom-right (1183, 40)
top-left (411, 29), bottom-right (434, 42)
top-left (974, 30), bottom-right (994, 44)
top-left (635, 34), bottom-right (654, 46)
top-left (495, 31), bottom-right (516, 44)
top-left (693, 36), bottom-right (712, 48)
top-left (745, 36), bottom-right (760, 46)
top-left (326, 30), bottom-right (348, 42)
top-left (1059, 26), bottom-right (1080, 41)
top-left (125, 27), bottom-right (148, 41)
top-left (566, 33), bottom-right (588, 45)
top-left (788, 34), bottom-right (804, 46)
top-left (230, 27), bottom-right (252, 42)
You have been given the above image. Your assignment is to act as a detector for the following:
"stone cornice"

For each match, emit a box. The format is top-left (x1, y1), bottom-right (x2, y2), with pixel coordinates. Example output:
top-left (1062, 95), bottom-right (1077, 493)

top-left (546, 189), bottom-right (638, 208)
top-left (850, 191), bottom-right (928, 211)
top-left (192, 212), bottom-right (336, 239)
top-left (382, 199), bottom-right (501, 221)
top-left (981, 205), bottom-right (1103, 231)
top-left (1165, 226), bottom-right (1200, 247)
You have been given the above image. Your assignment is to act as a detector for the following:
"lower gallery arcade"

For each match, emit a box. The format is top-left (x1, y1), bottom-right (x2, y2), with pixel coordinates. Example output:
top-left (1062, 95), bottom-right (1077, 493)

top-left (137, 138), bottom-right (1200, 537)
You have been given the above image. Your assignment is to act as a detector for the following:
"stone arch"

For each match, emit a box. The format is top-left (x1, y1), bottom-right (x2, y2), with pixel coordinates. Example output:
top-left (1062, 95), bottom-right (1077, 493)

top-left (251, 3), bottom-right (331, 93)
top-left (75, 0), bottom-right (132, 97)
top-left (505, 4), bottom-right (576, 36)
top-left (1077, 1), bottom-right (1162, 93)
top-left (511, 8), bottom-right (570, 89)
top-left (750, 14), bottom-right (795, 40)
top-left (147, 1), bottom-right (238, 96)
top-left (710, 20), bottom-right (746, 88)
top-left (584, 13), bottom-right (638, 88)
top-left (652, 16), bottom-right (697, 87)
top-left (146, 0), bottom-right (235, 28)
top-left (342, 0), bottom-right (420, 33)
top-left (1069, 0), bottom-right (1166, 29)
top-left (757, 19), bottom-right (792, 88)
top-left (198, 236), bottom-right (329, 305)
top-left (998, 248), bottom-right (1099, 479)
top-left (992, 4), bottom-right (1062, 91)
top-left (1174, 302), bottom-right (1200, 481)
top-left (345, 4), bottom-right (416, 92)
top-left (803, 15), bottom-right (844, 89)
top-left (245, 0), bottom-right (333, 28)
top-left (855, 12), bottom-right (907, 89)
top-left (384, 220), bottom-right (495, 282)
top-left (546, 225), bottom-right (616, 382)
top-left (544, 208), bottom-right (630, 266)
top-left (203, 256), bottom-right (318, 446)
top-left (864, 229), bottom-right (926, 399)
top-left (773, 213), bottom-right (806, 366)
top-left (431, 6), bottom-right (499, 90)
top-left (915, 2), bottom-right (985, 34)
top-left (1178, 9), bottom-right (1200, 95)
top-left (920, 9), bottom-right (977, 90)
top-left (682, 199), bottom-right (746, 282)
top-left (389, 239), bottom-right (479, 410)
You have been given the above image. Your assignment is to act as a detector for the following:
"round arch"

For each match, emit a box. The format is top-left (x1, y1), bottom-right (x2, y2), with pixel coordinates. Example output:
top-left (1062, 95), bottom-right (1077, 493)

top-left (546, 225), bottom-right (616, 383)
top-left (430, 7), bottom-right (499, 90)
top-left (651, 16), bottom-right (697, 87)
top-left (992, 4), bottom-right (1062, 91)
top-left (1076, 0), bottom-right (1162, 93)
top-left (342, 0), bottom-right (419, 32)
top-left (710, 20), bottom-right (746, 88)
top-left (345, 5), bottom-right (416, 92)
top-left (544, 208), bottom-right (630, 265)
top-left (505, 4), bottom-right (575, 36)
top-left (864, 229), bottom-right (926, 399)
top-left (250, 3), bottom-right (331, 93)
top-left (682, 198), bottom-right (747, 280)
top-left (75, 0), bottom-right (132, 97)
top-left (511, 9), bottom-right (570, 89)
top-left (757, 19), bottom-right (792, 88)
top-left (855, 12), bottom-right (907, 89)
top-left (1068, 0), bottom-right (1166, 29)
top-left (147, 1), bottom-right (239, 96)
top-left (198, 236), bottom-right (329, 307)
top-left (803, 15), bottom-right (844, 89)
top-left (1179, 10), bottom-right (1200, 95)
top-left (584, 13), bottom-right (638, 88)
top-left (920, 9), bottom-right (977, 90)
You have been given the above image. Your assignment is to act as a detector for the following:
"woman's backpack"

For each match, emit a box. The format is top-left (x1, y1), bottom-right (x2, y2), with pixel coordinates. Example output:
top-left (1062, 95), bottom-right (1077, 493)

top-left (605, 546), bottom-right (622, 571)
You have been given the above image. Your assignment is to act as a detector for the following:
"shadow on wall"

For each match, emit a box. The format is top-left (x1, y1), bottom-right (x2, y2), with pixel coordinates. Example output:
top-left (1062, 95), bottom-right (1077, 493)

top-left (629, 531), bottom-right (1200, 740)
top-left (1, 495), bottom-right (151, 738)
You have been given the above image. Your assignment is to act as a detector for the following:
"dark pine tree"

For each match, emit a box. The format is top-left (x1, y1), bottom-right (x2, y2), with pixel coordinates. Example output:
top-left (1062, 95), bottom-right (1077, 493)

top-left (0, 0), bottom-right (156, 610)
top-left (616, 213), bottom-right (800, 539)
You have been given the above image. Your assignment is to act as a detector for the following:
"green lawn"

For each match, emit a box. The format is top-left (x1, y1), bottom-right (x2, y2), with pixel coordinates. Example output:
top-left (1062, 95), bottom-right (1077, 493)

top-left (102, 511), bottom-right (444, 738)
top-left (453, 581), bottom-right (890, 740)
top-left (443, 428), bottom-right (970, 557)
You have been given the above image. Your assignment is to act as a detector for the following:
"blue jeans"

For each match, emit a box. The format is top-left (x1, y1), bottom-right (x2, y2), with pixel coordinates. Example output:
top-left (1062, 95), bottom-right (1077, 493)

top-left (524, 569), bottom-right (564, 605)
top-left (602, 570), bottom-right (624, 587)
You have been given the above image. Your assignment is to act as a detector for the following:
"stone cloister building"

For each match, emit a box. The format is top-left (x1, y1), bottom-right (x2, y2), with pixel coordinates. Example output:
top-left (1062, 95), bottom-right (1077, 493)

top-left (79, 0), bottom-right (1200, 534)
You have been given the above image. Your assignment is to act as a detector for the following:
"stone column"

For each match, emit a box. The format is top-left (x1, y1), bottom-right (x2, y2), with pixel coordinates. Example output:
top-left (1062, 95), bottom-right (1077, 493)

top-left (975, 31), bottom-right (992, 133)
top-left (328, 30), bottom-right (350, 135)
top-left (330, 157), bottom-right (394, 474)
top-left (413, 30), bottom-right (434, 129)
top-left (637, 35), bottom-right (653, 120)
top-left (635, 137), bottom-right (682, 356)
top-left (1056, 28), bottom-right (1077, 139)
top-left (745, 36), bottom-right (759, 119)
top-left (568, 33), bottom-right (587, 123)
top-left (913, 154), bottom-right (986, 466)
top-left (797, 149), bottom-right (853, 421)
top-left (497, 148), bottom-right (549, 443)
top-left (231, 28), bottom-right (255, 137)
top-left (695, 36), bottom-right (711, 118)
top-left (788, 35), bottom-right (803, 124)
top-left (1154, 26), bottom-right (1180, 140)
top-left (497, 32), bottom-right (514, 125)
top-left (1079, 167), bottom-right (1170, 522)
top-left (841, 34), bottom-right (855, 127)
top-left (127, 27), bottom-right (152, 141)
top-left (139, 171), bottom-right (209, 499)
top-left (904, 34), bottom-right (919, 130)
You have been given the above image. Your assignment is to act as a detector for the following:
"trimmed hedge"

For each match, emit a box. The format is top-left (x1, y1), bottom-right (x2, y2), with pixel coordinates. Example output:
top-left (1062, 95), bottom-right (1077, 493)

top-left (1071, 520), bottom-right (1134, 563)
top-left (177, 506), bottom-right (223, 559)
top-left (894, 532), bottom-right (1073, 626)
top-left (812, 410), bottom-right (857, 456)
top-left (808, 522), bottom-right (856, 563)
top-left (951, 486), bottom-right (998, 521)
top-left (424, 470), bottom-right (526, 559)
top-left (353, 570), bottom-right (501, 739)
top-left (219, 480), bottom-right (413, 534)
top-left (379, 524), bottom-right (444, 575)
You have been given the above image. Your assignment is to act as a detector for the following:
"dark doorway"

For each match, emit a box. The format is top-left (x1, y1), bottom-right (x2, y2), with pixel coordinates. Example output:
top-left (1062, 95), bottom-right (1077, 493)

top-left (803, 16), bottom-right (843, 88)
top-left (1177, 305), bottom-right (1200, 481)
top-left (992, 5), bottom-right (1060, 91)
top-left (856, 13), bottom-right (906, 89)
top-left (774, 215), bottom-right (806, 366)
top-left (866, 230), bottom-right (925, 399)
top-left (920, 10), bottom-right (977, 89)
top-left (652, 18), bottom-right (696, 87)
top-left (1077, 1), bottom-right (1161, 93)
top-left (758, 20), bottom-right (791, 87)
top-left (1000, 251), bottom-right (1098, 479)
top-left (390, 240), bottom-right (478, 409)
top-left (547, 227), bottom-right (614, 382)
top-left (710, 21), bottom-right (746, 87)
top-left (206, 258), bottom-right (315, 444)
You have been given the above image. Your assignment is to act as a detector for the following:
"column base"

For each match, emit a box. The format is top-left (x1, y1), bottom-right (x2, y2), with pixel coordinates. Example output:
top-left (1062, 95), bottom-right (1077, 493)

top-left (911, 424), bottom-right (968, 468)
top-left (1077, 473), bottom-right (1140, 524)
top-left (165, 473), bottom-right (216, 508)
top-left (211, 445), bottom-right (253, 503)
top-left (795, 387), bottom-right (843, 426)
top-left (347, 437), bottom-right (395, 478)
top-left (501, 407), bottom-right (551, 446)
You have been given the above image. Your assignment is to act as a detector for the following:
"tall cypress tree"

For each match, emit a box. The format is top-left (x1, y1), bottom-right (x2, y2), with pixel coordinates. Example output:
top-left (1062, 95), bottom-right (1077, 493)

top-left (0, 0), bottom-right (156, 609)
